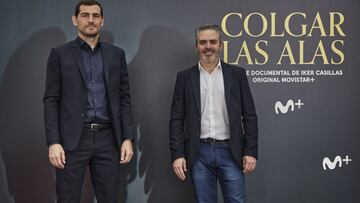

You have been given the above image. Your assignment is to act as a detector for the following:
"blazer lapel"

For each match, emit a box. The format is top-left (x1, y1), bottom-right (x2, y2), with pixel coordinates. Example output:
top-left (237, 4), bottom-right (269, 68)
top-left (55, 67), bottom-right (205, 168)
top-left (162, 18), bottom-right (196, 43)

top-left (70, 40), bottom-right (86, 85)
top-left (101, 44), bottom-right (110, 88)
top-left (222, 61), bottom-right (232, 111)
top-left (190, 66), bottom-right (201, 116)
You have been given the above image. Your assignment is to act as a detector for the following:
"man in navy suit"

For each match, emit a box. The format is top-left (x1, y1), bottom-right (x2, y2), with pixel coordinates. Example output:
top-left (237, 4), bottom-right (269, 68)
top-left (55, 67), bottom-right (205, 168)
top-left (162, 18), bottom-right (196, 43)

top-left (43, 1), bottom-right (134, 202)
top-left (169, 24), bottom-right (258, 203)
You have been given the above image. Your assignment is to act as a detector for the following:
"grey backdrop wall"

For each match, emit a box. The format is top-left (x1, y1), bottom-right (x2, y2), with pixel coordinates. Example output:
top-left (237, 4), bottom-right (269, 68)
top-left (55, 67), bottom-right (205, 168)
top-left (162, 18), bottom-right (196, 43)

top-left (0, 0), bottom-right (359, 202)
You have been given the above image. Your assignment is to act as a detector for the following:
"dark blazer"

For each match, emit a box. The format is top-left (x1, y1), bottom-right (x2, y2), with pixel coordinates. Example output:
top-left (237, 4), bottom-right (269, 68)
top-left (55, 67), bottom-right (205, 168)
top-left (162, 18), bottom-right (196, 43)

top-left (43, 39), bottom-right (134, 151)
top-left (169, 61), bottom-right (258, 168)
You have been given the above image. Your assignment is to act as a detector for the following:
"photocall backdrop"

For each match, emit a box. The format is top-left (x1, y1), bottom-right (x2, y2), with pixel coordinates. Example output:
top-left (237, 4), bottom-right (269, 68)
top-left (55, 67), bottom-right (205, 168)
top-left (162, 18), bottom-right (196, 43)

top-left (0, 0), bottom-right (359, 202)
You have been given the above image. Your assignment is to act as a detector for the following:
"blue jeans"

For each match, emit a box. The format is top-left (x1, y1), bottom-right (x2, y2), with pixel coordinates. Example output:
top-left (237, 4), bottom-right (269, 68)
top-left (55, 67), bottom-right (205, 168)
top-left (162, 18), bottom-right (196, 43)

top-left (191, 142), bottom-right (246, 203)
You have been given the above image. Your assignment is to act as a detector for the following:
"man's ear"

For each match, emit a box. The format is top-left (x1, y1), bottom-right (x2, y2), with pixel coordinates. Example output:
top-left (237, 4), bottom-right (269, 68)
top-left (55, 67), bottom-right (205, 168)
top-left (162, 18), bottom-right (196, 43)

top-left (195, 41), bottom-right (199, 52)
top-left (72, 16), bottom-right (77, 26)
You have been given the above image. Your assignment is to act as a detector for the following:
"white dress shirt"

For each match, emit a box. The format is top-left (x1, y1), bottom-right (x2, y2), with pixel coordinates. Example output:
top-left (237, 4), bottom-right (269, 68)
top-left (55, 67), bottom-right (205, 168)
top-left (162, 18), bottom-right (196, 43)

top-left (199, 60), bottom-right (230, 140)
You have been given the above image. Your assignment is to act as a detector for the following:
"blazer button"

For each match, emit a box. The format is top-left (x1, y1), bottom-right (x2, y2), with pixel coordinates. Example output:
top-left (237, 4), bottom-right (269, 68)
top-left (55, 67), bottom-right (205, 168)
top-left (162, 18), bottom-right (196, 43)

top-left (81, 113), bottom-right (85, 117)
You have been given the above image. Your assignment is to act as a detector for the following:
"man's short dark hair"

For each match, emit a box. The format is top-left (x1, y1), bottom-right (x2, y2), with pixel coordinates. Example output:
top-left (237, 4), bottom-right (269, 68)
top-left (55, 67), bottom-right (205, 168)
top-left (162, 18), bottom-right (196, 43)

top-left (74, 0), bottom-right (103, 17)
top-left (195, 24), bottom-right (222, 45)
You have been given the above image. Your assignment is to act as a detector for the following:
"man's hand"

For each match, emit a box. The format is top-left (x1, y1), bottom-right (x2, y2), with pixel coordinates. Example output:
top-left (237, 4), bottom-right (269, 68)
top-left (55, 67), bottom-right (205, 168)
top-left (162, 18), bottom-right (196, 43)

top-left (120, 139), bottom-right (133, 164)
top-left (172, 157), bottom-right (187, 180)
top-left (243, 155), bottom-right (257, 173)
top-left (49, 144), bottom-right (66, 169)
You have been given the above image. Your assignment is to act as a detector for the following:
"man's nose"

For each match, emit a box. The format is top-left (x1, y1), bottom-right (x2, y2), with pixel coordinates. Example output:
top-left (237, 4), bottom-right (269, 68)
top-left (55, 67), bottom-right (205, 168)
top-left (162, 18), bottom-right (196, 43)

top-left (205, 42), bottom-right (211, 48)
top-left (88, 15), bottom-right (94, 22)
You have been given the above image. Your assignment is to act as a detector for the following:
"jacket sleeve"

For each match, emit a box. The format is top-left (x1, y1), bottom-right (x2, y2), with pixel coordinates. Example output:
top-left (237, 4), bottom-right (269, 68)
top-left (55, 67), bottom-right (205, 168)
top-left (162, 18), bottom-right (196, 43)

top-left (43, 48), bottom-right (61, 146)
top-left (119, 51), bottom-right (135, 141)
top-left (169, 72), bottom-right (186, 162)
top-left (239, 68), bottom-right (259, 159)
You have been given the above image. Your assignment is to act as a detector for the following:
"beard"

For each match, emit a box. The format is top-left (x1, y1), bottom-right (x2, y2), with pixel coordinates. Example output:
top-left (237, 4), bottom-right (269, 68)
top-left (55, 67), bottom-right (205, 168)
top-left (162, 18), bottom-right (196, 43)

top-left (79, 25), bottom-right (100, 38)
top-left (202, 48), bottom-right (215, 54)
top-left (202, 50), bottom-right (219, 61)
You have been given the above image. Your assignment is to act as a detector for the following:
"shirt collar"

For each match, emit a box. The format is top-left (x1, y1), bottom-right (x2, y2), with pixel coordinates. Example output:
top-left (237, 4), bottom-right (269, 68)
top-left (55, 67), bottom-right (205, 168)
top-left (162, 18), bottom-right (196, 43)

top-left (198, 59), bottom-right (222, 73)
top-left (76, 36), bottom-right (102, 50)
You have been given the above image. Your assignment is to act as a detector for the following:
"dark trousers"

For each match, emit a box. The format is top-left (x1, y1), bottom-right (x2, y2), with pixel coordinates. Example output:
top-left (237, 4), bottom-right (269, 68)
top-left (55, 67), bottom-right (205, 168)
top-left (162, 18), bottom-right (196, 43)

top-left (191, 142), bottom-right (246, 203)
top-left (56, 126), bottom-right (120, 203)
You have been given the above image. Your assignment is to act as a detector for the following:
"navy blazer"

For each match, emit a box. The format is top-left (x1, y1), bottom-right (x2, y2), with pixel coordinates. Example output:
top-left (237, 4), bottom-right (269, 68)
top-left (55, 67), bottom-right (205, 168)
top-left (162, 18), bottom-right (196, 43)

top-left (169, 61), bottom-right (258, 168)
top-left (43, 39), bottom-right (134, 150)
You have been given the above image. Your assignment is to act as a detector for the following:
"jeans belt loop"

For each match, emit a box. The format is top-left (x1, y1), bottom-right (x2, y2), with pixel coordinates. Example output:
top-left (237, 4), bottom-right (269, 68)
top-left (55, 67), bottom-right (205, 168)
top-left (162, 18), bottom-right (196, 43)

top-left (90, 123), bottom-right (96, 131)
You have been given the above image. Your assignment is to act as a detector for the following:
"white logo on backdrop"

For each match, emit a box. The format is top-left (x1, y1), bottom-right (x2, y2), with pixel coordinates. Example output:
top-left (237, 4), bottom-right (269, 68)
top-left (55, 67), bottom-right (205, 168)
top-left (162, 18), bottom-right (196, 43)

top-left (322, 155), bottom-right (352, 170)
top-left (275, 99), bottom-right (304, 114)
